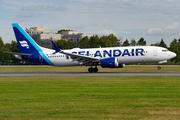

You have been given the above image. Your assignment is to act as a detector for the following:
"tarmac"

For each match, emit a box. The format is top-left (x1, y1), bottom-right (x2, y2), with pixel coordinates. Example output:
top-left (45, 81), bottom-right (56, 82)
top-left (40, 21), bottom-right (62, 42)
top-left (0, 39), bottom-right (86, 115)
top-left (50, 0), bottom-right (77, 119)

top-left (0, 72), bottom-right (180, 77)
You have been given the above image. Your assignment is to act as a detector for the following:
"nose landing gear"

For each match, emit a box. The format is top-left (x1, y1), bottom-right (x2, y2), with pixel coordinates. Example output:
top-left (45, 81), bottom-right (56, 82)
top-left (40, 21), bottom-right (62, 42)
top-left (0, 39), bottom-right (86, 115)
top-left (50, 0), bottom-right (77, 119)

top-left (88, 66), bottom-right (98, 73)
top-left (157, 65), bottom-right (161, 70)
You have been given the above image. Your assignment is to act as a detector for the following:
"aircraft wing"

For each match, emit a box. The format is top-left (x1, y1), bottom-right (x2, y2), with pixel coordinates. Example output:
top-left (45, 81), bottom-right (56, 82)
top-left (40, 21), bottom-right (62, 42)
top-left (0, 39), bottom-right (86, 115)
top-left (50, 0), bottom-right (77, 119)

top-left (3, 51), bottom-right (31, 57)
top-left (60, 51), bottom-right (100, 65)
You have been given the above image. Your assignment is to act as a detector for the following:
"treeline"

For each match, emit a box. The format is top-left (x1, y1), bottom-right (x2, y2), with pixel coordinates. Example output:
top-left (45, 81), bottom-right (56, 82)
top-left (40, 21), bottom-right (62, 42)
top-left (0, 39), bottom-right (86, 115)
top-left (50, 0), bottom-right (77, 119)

top-left (54, 36), bottom-right (147, 49)
top-left (0, 37), bottom-right (30, 65)
top-left (122, 37), bottom-right (146, 46)
top-left (78, 34), bottom-right (118, 48)
top-left (0, 35), bottom-right (180, 65)
top-left (168, 39), bottom-right (180, 63)
top-left (54, 34), bottom-right (118, 49)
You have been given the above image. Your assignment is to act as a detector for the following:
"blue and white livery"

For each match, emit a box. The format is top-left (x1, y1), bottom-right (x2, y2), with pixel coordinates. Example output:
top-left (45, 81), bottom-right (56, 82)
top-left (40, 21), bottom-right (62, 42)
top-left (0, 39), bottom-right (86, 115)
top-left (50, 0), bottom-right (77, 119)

top-left (5, 23), bottom-right (177, 73)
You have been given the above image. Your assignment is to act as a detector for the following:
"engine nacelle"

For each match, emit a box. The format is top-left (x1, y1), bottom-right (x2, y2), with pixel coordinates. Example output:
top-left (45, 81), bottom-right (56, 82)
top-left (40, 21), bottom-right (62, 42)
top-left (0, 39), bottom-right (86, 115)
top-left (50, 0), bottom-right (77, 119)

top-left (100, 57), bottom-right (119, 68)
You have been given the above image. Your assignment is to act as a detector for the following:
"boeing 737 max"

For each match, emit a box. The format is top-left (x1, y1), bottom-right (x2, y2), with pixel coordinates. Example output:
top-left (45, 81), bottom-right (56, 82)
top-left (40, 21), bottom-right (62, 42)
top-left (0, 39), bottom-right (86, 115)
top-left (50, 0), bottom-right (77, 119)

top-left (4, 23), bottom-right (177, 73)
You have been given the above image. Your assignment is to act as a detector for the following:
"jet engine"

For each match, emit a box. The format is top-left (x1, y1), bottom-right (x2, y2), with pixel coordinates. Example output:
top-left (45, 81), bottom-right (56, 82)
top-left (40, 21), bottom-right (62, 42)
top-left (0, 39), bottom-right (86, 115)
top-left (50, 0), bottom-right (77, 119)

top-left (100, 57), bottom-right (125, 68)
top-left (100, 57), bottom-right (119, 68)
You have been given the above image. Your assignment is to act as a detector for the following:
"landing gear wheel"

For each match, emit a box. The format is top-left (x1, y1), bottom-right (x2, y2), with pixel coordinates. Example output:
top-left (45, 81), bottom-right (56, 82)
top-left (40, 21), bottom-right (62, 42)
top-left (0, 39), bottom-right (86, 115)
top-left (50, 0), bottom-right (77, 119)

top-left (157, 66), bottom-right (161, 70)
top-left (88, 68), bottom-right (93, 73)
top-left (93, 68), bottom-right (98, 73)
top-left (88, 67), bottom-right (98, 73)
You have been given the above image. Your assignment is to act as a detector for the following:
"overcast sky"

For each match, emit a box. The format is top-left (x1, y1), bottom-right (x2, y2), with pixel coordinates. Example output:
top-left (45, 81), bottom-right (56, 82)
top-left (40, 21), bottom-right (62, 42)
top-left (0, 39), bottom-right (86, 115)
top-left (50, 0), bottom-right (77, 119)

top-left (1, 0), bottom-right (180, 46)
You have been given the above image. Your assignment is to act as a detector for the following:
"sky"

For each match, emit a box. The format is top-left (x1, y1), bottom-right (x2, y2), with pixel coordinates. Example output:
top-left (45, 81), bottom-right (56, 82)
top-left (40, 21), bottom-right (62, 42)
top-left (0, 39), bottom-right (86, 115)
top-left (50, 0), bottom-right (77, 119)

top-left (1, 0), bottom-right (180, 46)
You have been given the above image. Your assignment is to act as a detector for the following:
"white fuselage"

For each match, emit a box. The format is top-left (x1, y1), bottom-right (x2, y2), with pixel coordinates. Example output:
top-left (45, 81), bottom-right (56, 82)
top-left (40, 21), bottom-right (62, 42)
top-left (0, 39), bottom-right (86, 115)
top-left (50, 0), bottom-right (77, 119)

top-left (41, 46), bottom-right (176, 66)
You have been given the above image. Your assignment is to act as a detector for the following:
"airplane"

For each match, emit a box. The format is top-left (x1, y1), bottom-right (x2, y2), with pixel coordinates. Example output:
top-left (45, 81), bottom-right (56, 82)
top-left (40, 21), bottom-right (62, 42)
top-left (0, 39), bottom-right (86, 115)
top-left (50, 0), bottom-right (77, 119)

top-left (4, 23), bottom-right (177, 73)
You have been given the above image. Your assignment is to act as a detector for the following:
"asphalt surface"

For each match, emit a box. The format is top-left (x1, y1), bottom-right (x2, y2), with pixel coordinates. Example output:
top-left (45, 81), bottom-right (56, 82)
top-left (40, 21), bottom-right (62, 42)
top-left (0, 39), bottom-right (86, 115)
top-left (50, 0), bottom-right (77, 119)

top-left (0, 72), bottom-right (180, 77)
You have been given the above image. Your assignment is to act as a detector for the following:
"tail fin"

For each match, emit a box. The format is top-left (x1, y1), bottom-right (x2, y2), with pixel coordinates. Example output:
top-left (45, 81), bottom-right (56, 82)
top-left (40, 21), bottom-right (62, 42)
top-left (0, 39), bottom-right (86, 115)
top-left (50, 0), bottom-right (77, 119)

top-left (12, 23), bottom-right (42, 54)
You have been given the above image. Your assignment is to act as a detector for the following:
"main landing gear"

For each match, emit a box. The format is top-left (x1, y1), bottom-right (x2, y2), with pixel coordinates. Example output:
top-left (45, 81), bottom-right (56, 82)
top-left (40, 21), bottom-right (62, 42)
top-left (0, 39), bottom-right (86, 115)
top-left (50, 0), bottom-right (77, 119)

top-left (88, 66), bottom-right (98, 73)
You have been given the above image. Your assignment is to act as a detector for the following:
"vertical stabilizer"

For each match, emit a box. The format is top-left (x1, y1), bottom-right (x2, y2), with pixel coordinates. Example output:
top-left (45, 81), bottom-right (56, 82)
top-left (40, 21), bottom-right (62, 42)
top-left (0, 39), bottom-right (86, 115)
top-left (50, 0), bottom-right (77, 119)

top-left (12, 23), bottom-right (41, 54)
top-left (51, 40), bottom-right (61, 54)
top-left (12, 23), bottom-right (54, 66)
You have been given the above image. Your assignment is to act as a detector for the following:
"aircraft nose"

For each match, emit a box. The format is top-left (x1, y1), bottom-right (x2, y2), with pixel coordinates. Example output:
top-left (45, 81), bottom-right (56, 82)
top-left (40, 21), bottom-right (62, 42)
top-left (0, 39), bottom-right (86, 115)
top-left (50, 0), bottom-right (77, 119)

top-left (171, 52), bottom-right (176, 58)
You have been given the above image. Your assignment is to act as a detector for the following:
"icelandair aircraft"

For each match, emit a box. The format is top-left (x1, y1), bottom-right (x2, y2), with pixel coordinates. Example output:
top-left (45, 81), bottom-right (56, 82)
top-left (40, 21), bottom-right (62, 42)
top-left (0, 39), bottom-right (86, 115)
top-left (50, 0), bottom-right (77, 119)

top-left (5, 23), bottom-right (177, 73)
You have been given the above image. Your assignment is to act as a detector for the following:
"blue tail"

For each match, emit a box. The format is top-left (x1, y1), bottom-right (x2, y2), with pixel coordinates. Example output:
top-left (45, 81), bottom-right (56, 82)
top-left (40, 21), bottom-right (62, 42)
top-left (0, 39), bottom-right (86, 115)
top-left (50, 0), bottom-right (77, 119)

top-left (12, 23), bottom-right (41, 54)
top-left (12, 23), bottom-right (54, 66)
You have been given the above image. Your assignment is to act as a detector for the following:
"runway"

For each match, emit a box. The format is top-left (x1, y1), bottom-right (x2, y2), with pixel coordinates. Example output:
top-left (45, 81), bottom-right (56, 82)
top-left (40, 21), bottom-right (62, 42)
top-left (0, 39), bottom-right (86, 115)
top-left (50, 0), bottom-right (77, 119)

top-left (0, 72), bottom-right (180, 77)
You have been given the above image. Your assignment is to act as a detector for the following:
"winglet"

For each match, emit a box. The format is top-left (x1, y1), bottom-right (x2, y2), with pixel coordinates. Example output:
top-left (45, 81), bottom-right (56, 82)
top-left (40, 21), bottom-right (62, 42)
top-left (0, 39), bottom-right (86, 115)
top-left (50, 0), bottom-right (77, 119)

top-left (51, 41), bottom-right (61, 54)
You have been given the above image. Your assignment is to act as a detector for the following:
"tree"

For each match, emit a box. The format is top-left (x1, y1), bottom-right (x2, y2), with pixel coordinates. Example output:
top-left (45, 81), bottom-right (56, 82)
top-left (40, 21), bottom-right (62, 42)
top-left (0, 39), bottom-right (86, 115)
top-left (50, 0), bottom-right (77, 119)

top-left (137, 37), bottom-right (146, 46)
top-left (169, 39), bottom-right (178, 52)
top-left (10, 41), bottom-right (21, 64)
top-left (67, 41), bottom-right (76, 49)
top-left (150, 42), bottom-right (159, 46)
top-left (10, 41), bottom-right (19, 52)
top-left (99, 36), bottom-right (108, 47)
top-left (159, 39), bottom-right (167, 48)
top-left (169, 39), bottom-right (179, 63)
top-left (122, 39), bottom-right (130, 46)
top-left (4, 43), bottom-right (11, 51)
top-left (57, 29), bottom-right (72, 34)
top-left (98, 34), bottom-right (117, 47)
top-left (107, 34), bottom-right (118, 47)
top-left (89, 35), bottom-right (99, 48)
top-left (1, 41), bottom-right (23, 65)
top-left (78, 36), bottom-right (89, 48)
top-left (130, 38), bottom-right (136, 46)
top-left (54, 40), bottom-right (75, 49)
top-left (0, 36), bottom-right (4, 50)
top-left (0, 49), bottom-right (13, 64)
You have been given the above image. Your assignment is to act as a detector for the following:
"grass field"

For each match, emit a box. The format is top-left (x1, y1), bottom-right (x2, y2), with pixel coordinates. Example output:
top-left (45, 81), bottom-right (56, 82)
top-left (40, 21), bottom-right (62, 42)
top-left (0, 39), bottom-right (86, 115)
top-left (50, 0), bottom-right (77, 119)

top-left (0, 76), bottom-right (180, 120)
top-left (0, 65), bottom-right (180, 72)
top-left (0, 66), bottom-right (180, 119)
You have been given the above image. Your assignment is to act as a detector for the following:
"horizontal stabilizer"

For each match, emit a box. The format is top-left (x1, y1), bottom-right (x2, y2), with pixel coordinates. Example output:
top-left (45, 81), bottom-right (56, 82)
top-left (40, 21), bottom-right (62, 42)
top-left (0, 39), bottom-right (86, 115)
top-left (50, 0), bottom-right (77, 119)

top-left (3, 51), bottom-right (31, 57)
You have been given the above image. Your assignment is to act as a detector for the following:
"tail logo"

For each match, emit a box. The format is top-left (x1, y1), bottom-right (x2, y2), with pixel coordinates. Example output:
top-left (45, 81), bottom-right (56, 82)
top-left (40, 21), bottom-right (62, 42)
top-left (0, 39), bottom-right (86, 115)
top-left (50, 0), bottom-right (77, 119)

top-left (19, 41), bottom-right (29, 49)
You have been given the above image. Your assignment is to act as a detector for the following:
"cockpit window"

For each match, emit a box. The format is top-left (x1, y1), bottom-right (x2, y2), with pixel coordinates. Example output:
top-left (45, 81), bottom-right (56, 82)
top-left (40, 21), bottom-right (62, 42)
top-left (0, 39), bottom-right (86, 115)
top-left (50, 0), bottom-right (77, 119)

top-left (162, 49), bottom-right (169, 52)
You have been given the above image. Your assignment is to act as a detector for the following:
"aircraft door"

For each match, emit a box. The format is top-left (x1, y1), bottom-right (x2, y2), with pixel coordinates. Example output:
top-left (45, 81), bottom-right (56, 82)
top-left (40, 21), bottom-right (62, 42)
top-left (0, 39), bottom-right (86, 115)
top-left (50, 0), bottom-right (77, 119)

top-left (153, 49), bottom-right (157, 56)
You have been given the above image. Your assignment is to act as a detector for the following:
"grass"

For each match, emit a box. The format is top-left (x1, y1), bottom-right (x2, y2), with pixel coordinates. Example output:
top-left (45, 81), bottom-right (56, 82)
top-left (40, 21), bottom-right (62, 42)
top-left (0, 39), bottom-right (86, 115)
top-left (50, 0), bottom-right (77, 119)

top-left (0, 65), bottom-right (180, 72)
top-left (0, 76), bottom-right (180, 119)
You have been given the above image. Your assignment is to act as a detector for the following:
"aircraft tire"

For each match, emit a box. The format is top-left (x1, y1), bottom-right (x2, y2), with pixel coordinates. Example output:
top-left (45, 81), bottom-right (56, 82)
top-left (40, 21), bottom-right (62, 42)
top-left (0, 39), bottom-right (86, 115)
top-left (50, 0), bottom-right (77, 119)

top-left (157, 66), bottom-right (161, 70)
top-left (88, 68), bottom-right (93, 73)
top-left (93, 68), bottom-right (98, 73)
